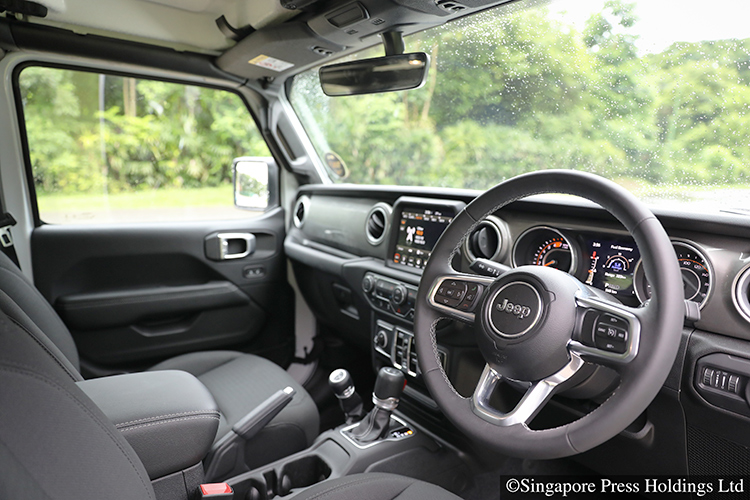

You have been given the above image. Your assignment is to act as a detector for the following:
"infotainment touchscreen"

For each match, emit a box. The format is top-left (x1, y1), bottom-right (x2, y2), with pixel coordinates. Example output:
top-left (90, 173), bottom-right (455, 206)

top-left (392, 207), bottom-right (454, 271)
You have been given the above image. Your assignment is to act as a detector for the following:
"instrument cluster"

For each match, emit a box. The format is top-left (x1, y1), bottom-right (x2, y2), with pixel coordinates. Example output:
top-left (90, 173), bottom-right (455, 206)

top-left (510, 226), bottom-right (712, 308)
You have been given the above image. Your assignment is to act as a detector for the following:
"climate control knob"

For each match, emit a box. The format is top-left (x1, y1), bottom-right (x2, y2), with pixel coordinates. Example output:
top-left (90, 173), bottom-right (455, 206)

top-left (362, 275), bottom-right (375, 293)
top-left (392, 285), bottom-right (407, 306)
top-left (374, 330), bottom-right (388, 349)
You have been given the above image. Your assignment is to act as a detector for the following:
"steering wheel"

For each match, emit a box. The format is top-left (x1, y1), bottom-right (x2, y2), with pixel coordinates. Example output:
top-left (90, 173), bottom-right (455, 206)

top-left (414, 170), bottom-right (684, 459)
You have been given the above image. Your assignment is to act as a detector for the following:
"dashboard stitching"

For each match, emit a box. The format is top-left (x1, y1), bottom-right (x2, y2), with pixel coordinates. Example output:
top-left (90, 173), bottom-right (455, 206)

top-left (430, 317), bottom-right (465, 399)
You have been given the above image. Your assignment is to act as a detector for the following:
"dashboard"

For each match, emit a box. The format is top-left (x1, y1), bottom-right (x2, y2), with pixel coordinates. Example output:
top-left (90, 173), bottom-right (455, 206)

top-left (285, 184), bottom-right (750, 478)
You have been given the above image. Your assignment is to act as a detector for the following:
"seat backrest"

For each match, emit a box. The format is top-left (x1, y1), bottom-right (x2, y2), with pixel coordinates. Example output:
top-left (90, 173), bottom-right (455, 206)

top-left (0, 306), bottom-right (155, 500)
top-left (0, 250), bottom-right (80, 371)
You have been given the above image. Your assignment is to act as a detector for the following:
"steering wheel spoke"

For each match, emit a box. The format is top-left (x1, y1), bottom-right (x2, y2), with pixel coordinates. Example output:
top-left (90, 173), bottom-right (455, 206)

top-left (569, 292), bottom-right (642, 366)
top-left (427, 273), bottom-right (494, 323)
top-left (471, 353), bottom-right (586, 427)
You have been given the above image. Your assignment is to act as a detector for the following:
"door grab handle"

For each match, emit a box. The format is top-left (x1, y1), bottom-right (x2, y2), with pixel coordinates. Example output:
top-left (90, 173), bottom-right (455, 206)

top-left (205, 232), bottom-right (256, 261)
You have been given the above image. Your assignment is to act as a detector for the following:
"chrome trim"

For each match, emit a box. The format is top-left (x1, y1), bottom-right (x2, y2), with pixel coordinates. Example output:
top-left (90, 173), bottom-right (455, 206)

top-left (217, 233), bottom-right (255, 260)
top-left (427, 275), bottom-right (495, 323)
top-left (471, 354), bottom-right (585, 426)
top-left (339, 414), bottom-right (414, 450)
top-left (485, 281), bottom-right (543, 338)
top-left (373, 395), bottom-right (399, 411)
top-left (511, 225), bottom-right (577, 274)
top-left (568, 292), bottom-right (641, 364)
top-left (732, 261), bottom-right (750, 324)
top-left (463, 215), bottom-right (507, 262)
top-left (671, 239), bottom-right (714, 310)
top-left (365, 203), bottom-right (392, 246)
top-left (335, 386), bottom-right (355, 399)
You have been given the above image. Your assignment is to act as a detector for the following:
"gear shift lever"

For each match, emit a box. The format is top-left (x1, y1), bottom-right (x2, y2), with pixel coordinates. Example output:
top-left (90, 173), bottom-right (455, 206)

top-left (328, 368), bottom-right (364, 424)
top-left (348, 367), bottom-right (405, 443)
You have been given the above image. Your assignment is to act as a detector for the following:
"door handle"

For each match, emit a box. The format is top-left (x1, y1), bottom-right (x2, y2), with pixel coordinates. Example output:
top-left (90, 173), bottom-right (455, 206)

top-left (205, 232), bottom-right (256, 261)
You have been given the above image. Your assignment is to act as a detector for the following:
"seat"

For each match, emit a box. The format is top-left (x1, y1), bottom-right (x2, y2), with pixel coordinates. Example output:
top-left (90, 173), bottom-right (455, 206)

top-left (0, 306), bottom-right (461, 500)
top-left (285, 473), bottom-right (462, 500)
top-left (0, 251), bottom-right (319, 469)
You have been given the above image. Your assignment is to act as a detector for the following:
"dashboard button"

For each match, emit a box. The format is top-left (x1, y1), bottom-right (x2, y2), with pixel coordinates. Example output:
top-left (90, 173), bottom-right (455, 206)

top-left (595, 337), bottom-right (626, 354)
top-left (600, 314), bottom-right (627, 328)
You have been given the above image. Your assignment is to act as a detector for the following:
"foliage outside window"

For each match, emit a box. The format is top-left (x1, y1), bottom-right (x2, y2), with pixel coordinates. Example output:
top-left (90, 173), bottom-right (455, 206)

top-left (290, 0), bottom-right (750, 211)
top-left (19, 67), bottom-right (271, 224)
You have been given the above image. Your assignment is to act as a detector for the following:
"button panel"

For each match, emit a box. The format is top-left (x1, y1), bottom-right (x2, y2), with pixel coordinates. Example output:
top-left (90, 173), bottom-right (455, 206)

top-left (701, 366), bottom-right (743, 395)
top-left (362, 273), bottom-right (419, 321)
top-left (433, 280), bottom-right (484, 313)
top-left (590, 313), bottom-right (629, 354)
top-left (376, 325), bottom-right (447, 379)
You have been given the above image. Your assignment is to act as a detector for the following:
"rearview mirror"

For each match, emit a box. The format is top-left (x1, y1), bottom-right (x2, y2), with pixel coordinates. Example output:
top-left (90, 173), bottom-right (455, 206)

top-left (319, 52), bottom-right (429, 97)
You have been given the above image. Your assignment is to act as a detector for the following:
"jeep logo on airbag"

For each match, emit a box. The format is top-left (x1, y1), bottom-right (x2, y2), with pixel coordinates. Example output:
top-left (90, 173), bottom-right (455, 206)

top-left (487, 282), bottom-right (543, 338)
top-left (496, 299), bottom-right (532, 320)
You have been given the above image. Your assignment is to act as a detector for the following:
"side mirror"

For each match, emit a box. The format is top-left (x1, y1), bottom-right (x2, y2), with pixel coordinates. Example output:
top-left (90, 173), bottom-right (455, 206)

top-left (233, 157), bottom-right (278, 210)
top-left (319, 52), bottom-right (429, 96)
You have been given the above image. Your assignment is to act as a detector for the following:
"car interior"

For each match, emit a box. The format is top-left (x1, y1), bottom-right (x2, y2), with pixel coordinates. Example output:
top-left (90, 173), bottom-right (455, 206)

top-left (2, 0), bottom-right (750, 499)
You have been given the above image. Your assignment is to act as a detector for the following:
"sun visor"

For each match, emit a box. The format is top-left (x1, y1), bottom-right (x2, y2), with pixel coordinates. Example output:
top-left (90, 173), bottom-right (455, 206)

top-left (216, 22), bottom-right (344, 80)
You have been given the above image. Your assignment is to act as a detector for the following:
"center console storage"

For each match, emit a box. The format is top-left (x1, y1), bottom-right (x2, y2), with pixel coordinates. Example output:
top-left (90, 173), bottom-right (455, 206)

top-left (226, 415), bottom-right (459, 500)
top-left (77, 370), bottom-right (220, 483)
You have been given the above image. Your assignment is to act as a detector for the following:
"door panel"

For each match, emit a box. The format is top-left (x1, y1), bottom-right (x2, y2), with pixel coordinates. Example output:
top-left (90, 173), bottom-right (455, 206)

top-left (31, 207), bottom-right (291, 369)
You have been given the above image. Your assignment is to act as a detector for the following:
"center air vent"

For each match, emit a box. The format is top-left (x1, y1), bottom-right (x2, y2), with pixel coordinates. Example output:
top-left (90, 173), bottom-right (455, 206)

top-left (733, 262), bottom-right (750, 323)
top-left (463, 215), bottom-right (509, 262)
top-left (365, 204), bottom-right (391, 245)
top-left (293, 196), bottom-right (311, 229)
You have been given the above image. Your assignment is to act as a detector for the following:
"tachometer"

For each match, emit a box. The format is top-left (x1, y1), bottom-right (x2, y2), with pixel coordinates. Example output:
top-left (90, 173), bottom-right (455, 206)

top-left (512, 226), bottom-right (576, 273)
top-left (634, 240), bottom-right (712, 308)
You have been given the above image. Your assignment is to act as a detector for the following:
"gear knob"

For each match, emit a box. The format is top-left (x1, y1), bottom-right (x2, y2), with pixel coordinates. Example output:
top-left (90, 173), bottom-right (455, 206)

top-left (329, 368), bottom-right (354, 398)
top-left (373, 366), bottom-right (405, 410)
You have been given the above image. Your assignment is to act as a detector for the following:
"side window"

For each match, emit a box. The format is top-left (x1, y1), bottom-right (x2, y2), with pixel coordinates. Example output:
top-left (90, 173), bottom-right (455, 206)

top-left (18, 67), bottom-right (272, 224)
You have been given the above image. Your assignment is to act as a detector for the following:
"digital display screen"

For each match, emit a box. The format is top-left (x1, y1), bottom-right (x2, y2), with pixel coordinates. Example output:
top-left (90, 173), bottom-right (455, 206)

top-left (584, 237), bottom-right (641, 304)
top-left (392, 207), bottom-right (454, 270)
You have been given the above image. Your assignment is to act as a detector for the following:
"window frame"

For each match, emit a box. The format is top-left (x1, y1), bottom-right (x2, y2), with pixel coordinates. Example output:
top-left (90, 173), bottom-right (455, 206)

top-left (13, 61), bottom-right (276, 226)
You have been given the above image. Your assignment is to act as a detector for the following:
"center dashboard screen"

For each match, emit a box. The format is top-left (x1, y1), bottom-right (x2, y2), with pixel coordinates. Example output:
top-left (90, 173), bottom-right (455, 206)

top-left (584, 236), bottom-right (641, 304)
top-left (392, 207), bottom-right (454, 271)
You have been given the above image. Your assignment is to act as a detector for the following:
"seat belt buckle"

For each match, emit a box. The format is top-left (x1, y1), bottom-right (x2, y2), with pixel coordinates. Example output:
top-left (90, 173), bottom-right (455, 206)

top-left (0, 225), bottom-right (13, 248)
top-left (198, 483), bottom-right (233, 499)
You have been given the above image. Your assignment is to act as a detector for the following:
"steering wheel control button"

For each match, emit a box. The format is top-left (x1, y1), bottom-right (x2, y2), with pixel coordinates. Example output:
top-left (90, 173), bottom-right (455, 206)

top-left (590, 313), bottom-right (630, 350)
top-left (594, 336), bottom-right (626, 354)
top-left (487, 282), bottom-right (543, 338)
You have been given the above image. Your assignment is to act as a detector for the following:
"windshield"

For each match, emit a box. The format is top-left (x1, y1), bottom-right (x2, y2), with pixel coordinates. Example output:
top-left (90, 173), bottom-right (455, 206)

top-left (289, 0), bottom-right (750, 212)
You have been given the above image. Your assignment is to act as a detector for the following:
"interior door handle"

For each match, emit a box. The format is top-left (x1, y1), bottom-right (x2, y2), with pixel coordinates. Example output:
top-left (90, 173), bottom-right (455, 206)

top-left (205, 232), bottom-right (256, 261)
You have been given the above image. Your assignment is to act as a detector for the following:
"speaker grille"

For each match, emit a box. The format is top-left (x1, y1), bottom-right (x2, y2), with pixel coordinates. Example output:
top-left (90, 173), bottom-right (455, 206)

top-left (687, 425), bottom-right (750, 476)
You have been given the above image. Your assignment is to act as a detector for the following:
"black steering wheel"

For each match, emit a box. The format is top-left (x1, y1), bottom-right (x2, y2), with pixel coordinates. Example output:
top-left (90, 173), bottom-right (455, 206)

top-left (414, 170), bottom-right (684, 459)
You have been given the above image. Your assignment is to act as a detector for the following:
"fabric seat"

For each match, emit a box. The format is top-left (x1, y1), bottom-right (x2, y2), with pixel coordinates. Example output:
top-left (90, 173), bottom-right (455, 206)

top-left (0, 251), bottom-right (318, 469)
top-left (286, 473), bottom-right (463, 500)
top-left (0, 305), bottom-right (461, 500)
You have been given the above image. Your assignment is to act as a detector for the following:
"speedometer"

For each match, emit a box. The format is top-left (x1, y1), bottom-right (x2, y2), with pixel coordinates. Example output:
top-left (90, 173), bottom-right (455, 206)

top-left (512, 226), bottom-right (576, 273)
top-left (634, 240), bottom-right (712, 308)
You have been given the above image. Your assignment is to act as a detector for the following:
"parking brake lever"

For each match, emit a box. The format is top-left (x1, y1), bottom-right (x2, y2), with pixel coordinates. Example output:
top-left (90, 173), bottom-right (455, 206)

top-left (204, 386), bottom-right (295, 482)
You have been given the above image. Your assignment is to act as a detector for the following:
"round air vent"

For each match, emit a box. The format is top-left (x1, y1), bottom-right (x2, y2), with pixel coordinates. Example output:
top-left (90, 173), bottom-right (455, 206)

top-left (463, 215), bottom-right (509, 262)
top-left (732, 262), bottom-right (750, 323)
top-left (293, 195), bottom-right (311, 229)
top-left (365, 203), bottom-right (391, 245)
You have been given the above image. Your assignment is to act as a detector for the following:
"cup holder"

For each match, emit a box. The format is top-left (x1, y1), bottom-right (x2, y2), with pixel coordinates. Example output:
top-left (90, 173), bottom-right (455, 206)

top-left (278, 456), bottom-right (332, 495)
top-left (238, 455), bottom-right (332, 500)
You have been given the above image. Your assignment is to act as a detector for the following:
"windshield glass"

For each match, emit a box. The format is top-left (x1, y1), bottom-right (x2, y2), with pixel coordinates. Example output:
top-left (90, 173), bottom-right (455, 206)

top-left (289, 0), bottom-right (750, 212)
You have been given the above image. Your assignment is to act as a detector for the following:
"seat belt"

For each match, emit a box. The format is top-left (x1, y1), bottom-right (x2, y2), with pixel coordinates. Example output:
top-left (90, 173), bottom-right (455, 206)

top-left (0, 212), bottom-right (20, 268)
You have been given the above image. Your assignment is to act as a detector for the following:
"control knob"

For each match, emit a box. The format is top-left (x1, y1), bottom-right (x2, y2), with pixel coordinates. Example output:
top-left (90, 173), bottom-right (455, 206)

top-left (374, 330), bottom-right (388, 349)
top-left (392, 284), bottom-right (407, 306)
top-left (362, 275), bottom-right (375, 293)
